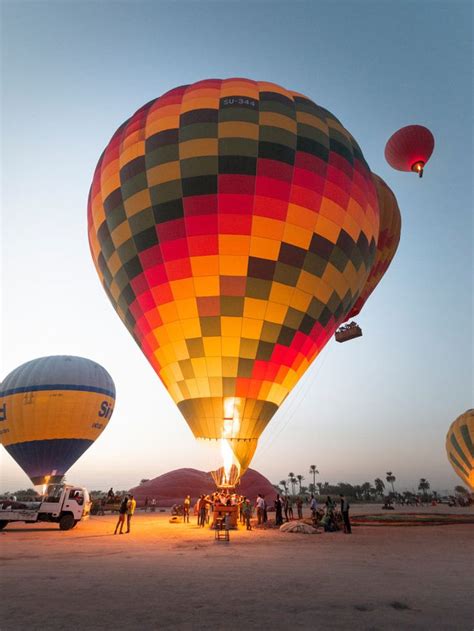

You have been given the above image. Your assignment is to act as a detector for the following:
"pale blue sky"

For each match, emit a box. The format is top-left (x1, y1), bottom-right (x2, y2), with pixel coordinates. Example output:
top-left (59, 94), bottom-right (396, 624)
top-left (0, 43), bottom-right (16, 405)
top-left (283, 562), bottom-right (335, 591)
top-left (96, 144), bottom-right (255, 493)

top-left (1, 0), bottom-right (472, 492)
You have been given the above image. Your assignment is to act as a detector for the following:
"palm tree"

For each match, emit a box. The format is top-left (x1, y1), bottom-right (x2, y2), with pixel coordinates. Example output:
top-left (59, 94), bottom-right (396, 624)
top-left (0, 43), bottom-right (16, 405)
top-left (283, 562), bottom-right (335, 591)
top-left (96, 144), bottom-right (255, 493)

top-left (455, 485), bottom-right (468, 495)
top-left (288, 473), bottom-right (297, 496)
top-left (418, 478), bottom-right (430, 497)
top-left (353, 485), bottom-right (362, 500)
top-left (361, 482), bottom-right (372, 501)
top-left (386, 472), bottom-right (396, 494)
top-left (279, 480), bottom-right (288, 494)
top-left (296, 475), bottom-right (304, 494)
top-left (309, 465), bottom-right (319, 489)
top-left (374, 478), bottom-right (385, 497)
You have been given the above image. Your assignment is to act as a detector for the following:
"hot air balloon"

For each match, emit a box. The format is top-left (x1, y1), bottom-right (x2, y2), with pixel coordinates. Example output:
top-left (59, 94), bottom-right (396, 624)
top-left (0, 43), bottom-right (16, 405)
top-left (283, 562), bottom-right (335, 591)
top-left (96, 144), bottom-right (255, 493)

top-left (385, 125), bottom-right (434, 177)
top-left (446, 409), bottom-right (473, 490)
top-left (0, 356), bottom-right (115, 485)
top-left (88, 78), bottom-right (390, 476)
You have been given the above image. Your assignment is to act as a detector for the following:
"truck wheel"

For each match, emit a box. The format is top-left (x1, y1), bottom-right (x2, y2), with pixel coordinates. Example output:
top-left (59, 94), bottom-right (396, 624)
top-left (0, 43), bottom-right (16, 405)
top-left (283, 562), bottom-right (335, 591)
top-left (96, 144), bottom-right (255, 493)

top-left (59, 514), bottom-right (75, 530)
top-left (0, 520), bottom-right (8, 530)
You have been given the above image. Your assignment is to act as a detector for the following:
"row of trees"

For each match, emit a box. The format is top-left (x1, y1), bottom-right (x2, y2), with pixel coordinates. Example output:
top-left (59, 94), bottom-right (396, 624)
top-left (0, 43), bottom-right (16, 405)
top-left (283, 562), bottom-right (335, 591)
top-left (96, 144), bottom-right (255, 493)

top-left (276, 467), bottom-right (470, 502)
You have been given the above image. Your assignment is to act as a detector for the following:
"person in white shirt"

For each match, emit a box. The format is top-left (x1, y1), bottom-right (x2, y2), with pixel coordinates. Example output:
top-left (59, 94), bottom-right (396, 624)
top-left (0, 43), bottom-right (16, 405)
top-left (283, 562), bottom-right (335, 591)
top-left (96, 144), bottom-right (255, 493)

top-left (255, 494), bottom-right (265, 525)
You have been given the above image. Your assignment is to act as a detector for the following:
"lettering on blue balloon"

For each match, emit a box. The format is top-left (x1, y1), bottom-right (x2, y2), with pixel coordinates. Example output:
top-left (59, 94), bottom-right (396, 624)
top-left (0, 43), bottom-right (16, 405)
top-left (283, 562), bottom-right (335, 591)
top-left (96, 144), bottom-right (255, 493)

top-left (98, 401), bottom-right (113, 419)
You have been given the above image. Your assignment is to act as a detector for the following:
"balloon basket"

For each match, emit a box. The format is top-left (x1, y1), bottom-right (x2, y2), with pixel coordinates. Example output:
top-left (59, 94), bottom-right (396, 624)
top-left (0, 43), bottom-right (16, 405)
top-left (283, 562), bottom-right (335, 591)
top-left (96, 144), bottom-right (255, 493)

top-left (335, 322), bottom-right (362, 343)
top-left (212, 505), bottom-right (239, 530)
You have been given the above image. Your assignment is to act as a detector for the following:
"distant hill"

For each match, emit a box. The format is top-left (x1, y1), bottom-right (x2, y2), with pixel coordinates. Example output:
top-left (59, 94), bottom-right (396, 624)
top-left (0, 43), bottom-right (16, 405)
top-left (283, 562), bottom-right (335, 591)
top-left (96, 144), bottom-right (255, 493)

top-left (129, 467), bottom-right (276, 507)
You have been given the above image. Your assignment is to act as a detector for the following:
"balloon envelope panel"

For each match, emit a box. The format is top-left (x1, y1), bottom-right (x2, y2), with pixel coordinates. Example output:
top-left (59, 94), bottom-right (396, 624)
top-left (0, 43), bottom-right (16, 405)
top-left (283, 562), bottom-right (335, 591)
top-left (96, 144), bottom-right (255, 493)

top-left (348, 173), bottom-right (401, 318)
top-left (230, 438), bottom-right (258, 475)
top-left (446, 409), bottom-right (474, 490)
top-left (88, 78), bottom-right (380, 465)
top-left (0, 356), bottom-right (115, 484)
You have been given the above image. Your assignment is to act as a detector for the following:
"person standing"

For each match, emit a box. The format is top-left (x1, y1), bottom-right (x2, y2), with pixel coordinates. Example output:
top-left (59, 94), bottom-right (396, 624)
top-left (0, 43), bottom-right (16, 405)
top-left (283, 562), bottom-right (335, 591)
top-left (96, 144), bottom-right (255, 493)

top-left (126, 494), bottom-right (136, 533)
top-left (256, 494), bottom-right (265, 525)
top-left (287, 496), bottom-right (294, 520)
top-left (283, 496), bottom-right (289, 522)
top-left (296, 496), bottom-right (303, 519)
top-left (242, 497), bottom-right (252, 530)
top-left (340, 494), bottom-right (351, 534)
top-left (97, 496), bottom-right (106, 516)
top-left (144, 496), bottom-right (149, 512)
top-left (151, 498), bottom-right (156, 512)
top-left (239, 499), bottom-right (245, 524)
top-left (325, 495), bottom-right (335, 514)
top-left (198, 495), bottom-right (207, 527)
top-left (206, 495), bottom-right (213, 524)
top-left (183, 495), bottom-right (191, 523)
top-left (310, 494), bottom-right (317, 522)
top-left (274, 494), bottom-right (283, 526)
top-left (114, 495), bottom-right (129, 535)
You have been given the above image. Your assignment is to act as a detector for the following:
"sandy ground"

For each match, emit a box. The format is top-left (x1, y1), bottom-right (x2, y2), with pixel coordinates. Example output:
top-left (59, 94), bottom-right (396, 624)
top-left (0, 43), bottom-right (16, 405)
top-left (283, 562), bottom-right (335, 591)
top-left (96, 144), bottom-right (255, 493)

top-left (0, 506), bottom-right (473, 631)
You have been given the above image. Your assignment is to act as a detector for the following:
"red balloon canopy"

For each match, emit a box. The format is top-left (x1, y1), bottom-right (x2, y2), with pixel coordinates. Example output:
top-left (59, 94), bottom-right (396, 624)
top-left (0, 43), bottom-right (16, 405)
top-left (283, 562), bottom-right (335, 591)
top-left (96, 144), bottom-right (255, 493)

top-left (385, 125), bottom-right (434, 177)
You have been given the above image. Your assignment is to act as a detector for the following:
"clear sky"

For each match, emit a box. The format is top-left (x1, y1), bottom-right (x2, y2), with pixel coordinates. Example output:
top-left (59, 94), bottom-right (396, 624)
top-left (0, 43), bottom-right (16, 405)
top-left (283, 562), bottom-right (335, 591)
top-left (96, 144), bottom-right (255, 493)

top-left (1, 0), bottom-right (472, 493)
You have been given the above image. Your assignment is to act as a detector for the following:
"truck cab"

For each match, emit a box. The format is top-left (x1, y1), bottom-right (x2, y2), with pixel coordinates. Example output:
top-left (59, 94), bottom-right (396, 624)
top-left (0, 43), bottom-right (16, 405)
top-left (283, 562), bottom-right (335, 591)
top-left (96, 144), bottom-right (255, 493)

top-left (0, 484), bottom-right (91, 531)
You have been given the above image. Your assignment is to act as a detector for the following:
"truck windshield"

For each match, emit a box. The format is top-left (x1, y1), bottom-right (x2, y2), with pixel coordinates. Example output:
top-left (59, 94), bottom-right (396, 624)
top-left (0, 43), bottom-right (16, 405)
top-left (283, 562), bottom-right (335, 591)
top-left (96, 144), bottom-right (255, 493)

top-left (45, 485), bottom-right (63, 503)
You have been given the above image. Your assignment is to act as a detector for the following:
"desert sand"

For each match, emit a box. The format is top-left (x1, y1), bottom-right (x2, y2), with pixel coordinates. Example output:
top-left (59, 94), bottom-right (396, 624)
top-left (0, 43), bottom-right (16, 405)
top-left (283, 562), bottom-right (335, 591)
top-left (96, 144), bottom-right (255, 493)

top-left (0, 505), bottom-right (473, 630)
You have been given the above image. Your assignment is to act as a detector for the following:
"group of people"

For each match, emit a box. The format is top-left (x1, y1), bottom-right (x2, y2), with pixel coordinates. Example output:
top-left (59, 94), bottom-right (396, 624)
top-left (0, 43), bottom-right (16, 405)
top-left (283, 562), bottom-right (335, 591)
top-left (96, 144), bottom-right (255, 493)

top-left (316, 494), bottom-right (351, 533)
top-left (176, 490), bottom-right (352, 534)
top-left (263, 492), bottom-right (352, 534)
top-left (253, 493), bottom-right (304, 526)
top-left (113, 493), bottom-right (136, 534)
top-left (182, 490), bottom-right (246, 527)
top-left (143, 497), bottom-right (157, 511)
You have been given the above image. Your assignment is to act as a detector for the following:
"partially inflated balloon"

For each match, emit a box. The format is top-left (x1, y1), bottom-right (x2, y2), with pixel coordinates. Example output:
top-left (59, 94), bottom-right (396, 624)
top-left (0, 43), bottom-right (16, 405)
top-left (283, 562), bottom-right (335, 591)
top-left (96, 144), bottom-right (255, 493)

top-left (347, 173), bottom-right (401, 319)
top-left (88, 78), bottom-right (384, 472)
top-left (446, 409), bottom-right (473, 490)
top-left (0, 356), bottom-right (115, 485)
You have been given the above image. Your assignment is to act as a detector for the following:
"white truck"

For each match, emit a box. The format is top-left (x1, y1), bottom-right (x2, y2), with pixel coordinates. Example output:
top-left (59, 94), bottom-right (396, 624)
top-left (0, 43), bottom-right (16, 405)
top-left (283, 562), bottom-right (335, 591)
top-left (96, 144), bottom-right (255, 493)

top-left (0, 484), bottom-right (91, 531)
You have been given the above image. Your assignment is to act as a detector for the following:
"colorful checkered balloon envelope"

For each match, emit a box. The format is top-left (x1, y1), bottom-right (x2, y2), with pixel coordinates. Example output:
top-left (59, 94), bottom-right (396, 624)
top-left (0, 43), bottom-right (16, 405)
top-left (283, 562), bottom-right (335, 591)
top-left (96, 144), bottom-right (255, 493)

top-left (88, 78), bottom-right (401, 473)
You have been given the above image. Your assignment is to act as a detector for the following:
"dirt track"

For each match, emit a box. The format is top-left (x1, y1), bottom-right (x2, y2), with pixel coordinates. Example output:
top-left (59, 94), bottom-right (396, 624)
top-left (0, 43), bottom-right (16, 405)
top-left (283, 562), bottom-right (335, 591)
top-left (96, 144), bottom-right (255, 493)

top-left (0, 510), bottom-right (473, 630)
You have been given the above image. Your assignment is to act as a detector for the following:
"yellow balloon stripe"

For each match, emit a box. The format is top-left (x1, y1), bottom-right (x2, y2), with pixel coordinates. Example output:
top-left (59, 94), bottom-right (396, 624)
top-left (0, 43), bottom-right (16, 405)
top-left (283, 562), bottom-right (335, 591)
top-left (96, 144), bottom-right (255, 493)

top-left (446, 410), bottom-right (473, 490)
top-left (0, 390), bottom-right (115, 446)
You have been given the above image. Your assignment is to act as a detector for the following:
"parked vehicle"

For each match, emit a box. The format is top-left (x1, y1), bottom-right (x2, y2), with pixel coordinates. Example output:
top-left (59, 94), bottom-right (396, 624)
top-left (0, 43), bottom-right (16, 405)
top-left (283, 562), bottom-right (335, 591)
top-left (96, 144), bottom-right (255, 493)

top-left (90, 496), bottom-right (122, 515)
top-left (0, 484), bottom-right (91, 530)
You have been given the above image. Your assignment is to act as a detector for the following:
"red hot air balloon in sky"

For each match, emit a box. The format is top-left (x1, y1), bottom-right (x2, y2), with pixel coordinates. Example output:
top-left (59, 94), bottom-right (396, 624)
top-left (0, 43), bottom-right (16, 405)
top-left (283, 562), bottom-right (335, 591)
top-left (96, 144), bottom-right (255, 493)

top-left (385, 125), bottom-right (434, 177)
